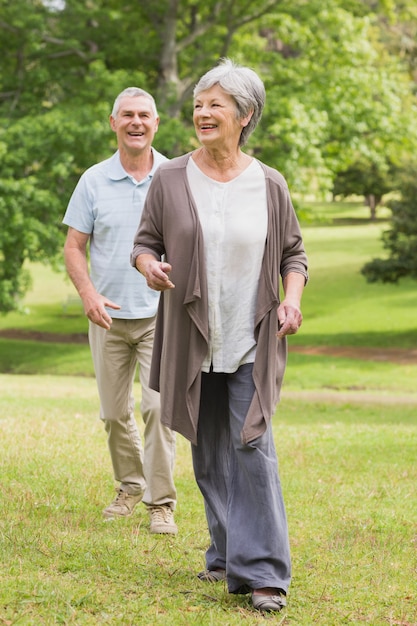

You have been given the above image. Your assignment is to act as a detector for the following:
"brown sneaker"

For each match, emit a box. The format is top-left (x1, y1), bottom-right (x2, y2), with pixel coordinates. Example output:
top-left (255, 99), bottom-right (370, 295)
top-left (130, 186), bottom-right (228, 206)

top-left (148, 505), bottom-right (178, 534)
top-left (103, 489), bottom-right (143, 519)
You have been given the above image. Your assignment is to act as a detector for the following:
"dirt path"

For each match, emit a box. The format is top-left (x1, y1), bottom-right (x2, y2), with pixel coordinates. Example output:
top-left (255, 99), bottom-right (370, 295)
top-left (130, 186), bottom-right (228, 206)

top-left (0, 329), bottom-right (89, 344)
top-left (289, 345), bottom-right (417, 366)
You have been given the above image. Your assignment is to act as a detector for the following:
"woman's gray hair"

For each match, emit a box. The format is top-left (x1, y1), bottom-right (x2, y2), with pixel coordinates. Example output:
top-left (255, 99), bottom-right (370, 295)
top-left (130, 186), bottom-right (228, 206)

top-left (193, 58), bottom-right (266, 146)
top-left (111, 87), bottom-right (158, 118)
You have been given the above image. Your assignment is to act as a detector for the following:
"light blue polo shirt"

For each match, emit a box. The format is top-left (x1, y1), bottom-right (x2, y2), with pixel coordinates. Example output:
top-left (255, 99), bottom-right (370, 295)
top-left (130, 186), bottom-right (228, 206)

top-left (63, 149), bottom-right (167, 319)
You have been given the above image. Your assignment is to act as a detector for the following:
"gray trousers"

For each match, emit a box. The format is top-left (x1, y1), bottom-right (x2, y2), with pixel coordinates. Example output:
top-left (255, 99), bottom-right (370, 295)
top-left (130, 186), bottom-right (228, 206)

top-left (191, 363), bottom-right (291, 594)
top-left (89, 317), bottom-right (176, 509)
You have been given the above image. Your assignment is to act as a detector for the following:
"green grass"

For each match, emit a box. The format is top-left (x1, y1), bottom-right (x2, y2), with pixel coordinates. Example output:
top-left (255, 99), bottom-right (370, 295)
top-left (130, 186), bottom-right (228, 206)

top-left (0, 201), bottom-right (416, 623)
top-left (296, 221), bottom-right (417, 349)
top-left (0, 339), bottom-right (93, 376)
top-left (0, 263), bottom-right (93, 375)
top-left (0, 375), bottom-right (416, 625)
top-left (284, 351), bottom-right (417, 395)
top-left (292, 199), bottom-right (417, 349)
top-left (0, 263), bottom-right (87, 335)
top-left (302, 198), bottom-right (392, 224)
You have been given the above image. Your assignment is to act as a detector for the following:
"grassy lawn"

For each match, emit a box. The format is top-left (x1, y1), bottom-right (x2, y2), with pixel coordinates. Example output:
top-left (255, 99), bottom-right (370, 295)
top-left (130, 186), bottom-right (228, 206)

top-left (0, 263), bottom-right (87, 336)
top-left (297, 212), bottom-right (417, 350)
top-left (0, 201), bottom-right (416, 624)
top-left (1, 374), bottom-right (416, 625)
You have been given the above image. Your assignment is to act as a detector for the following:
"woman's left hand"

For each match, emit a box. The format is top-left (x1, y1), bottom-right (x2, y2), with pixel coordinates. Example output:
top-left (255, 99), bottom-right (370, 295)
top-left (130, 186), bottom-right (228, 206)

top-left (276, 299), bottom-right (303, 338)
top-left (277, 272), bottom-right (305, 338)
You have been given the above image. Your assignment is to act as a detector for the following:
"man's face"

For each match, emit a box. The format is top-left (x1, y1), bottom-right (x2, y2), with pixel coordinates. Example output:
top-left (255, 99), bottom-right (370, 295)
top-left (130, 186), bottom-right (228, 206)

top-left (110, 95), bottom-right (159, 155)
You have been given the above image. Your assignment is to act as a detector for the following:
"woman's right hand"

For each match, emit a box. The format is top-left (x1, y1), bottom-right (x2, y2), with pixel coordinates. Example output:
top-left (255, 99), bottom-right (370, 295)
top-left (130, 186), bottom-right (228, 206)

top-left (136, 255), bottom-right (175, 291)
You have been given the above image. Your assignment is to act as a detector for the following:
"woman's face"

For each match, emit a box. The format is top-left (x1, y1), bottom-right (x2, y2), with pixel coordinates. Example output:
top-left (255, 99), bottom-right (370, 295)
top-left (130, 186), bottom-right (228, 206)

top-left (193, 84), bottom-right (250, 150)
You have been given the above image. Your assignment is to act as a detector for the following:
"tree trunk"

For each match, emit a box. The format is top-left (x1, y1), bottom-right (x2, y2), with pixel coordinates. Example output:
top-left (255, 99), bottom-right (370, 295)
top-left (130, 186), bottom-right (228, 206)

top-left (156, 0), bottom-right (181, 113)
top-left (366, 194), bottom-right (377, 220)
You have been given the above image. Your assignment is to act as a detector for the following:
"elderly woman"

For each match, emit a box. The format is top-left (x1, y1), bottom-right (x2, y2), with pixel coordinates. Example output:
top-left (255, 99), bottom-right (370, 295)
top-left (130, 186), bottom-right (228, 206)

top-left (131, 59), bottom-right (308, 613)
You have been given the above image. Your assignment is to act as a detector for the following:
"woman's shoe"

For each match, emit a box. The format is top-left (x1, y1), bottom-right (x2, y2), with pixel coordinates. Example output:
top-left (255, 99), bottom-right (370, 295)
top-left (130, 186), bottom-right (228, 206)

top-left (251, 591), bottom-right (286, 612)
top-left (197, 569), bottom-right (226, 582)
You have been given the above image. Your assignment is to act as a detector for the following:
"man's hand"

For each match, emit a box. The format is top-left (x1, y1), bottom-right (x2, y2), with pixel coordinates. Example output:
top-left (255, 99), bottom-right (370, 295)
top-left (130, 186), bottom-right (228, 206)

top-left (82, 292), bottom-right (121, 330)
top-left (64, 227), bottom-right (120, 330)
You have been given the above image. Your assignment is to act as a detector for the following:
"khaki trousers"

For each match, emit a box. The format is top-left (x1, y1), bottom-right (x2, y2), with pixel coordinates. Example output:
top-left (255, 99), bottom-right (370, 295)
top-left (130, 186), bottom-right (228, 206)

top-left (89, 317), bottom-right (176, 509)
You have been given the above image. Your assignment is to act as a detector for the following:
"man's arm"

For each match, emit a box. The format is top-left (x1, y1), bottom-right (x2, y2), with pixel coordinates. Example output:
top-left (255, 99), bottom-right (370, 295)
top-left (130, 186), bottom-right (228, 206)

top-left (64, 227), bottom-right (120, 330)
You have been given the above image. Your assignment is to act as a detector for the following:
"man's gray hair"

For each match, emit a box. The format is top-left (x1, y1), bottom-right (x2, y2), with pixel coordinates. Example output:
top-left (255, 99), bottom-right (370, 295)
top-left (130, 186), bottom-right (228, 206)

top-left (193, 58), bottom-right (266, 147)
top-left (111, 87), bottom-right (158, 118)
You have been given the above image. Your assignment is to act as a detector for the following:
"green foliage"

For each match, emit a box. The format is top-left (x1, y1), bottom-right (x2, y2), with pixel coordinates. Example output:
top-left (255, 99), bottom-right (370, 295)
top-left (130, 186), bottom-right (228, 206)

top-left (332, 158), bottom-right (394, 219)
top-left (0, 176), bottom-right (59, 311)
top-left (0, 103), bottom-right (107, 311)
top-left (1, 0), bottom-right (417, 311)
top-left (362, 164), bottom-right (417, 282)
top-left (333, 160), bottom-right (391, 197)
top-left (227, 3), bottom-right (417, 194)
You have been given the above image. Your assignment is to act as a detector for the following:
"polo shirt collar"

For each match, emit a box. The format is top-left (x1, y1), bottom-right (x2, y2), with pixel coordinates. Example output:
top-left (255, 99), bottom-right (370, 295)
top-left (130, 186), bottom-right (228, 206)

top-left (108, 149), bottom-right (162, 182)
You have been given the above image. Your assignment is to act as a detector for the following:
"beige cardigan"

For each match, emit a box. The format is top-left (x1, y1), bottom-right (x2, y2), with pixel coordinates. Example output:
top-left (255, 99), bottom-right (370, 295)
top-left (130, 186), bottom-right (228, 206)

top-left (131, 153), bottom-right (308, 445)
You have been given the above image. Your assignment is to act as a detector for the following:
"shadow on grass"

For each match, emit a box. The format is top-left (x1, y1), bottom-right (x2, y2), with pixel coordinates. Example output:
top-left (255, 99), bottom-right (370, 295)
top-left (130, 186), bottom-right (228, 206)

top-left (328, 217), bottom-right (389, 226)
top-left (0, 339), bottom-right (94, 376)
top-left (304, 217), bottom-right (390, 228)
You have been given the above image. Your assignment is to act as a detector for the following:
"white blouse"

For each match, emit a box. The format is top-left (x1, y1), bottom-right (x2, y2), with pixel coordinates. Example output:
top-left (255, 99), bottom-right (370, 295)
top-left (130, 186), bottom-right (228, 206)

top-left (187, 157), bottom-right (268, 373)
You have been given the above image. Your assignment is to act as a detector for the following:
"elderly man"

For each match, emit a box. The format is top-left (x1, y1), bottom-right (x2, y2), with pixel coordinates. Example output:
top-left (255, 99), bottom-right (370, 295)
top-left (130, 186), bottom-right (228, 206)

top-left (63, 87), bottom-right (177, 533)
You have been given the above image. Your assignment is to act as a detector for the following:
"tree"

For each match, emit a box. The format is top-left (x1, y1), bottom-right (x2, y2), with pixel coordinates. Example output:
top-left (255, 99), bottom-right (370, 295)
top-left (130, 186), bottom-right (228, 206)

top-left (225, 2), bottom-right (417, 194)
top-left (1, 0), bottom-right (417, 311)
top-left (152, 0), bottom-right (286, 115)
top-left (332, 159), bottom-right (393, 220)
top-left (362, 164), bottom-right (417, 283)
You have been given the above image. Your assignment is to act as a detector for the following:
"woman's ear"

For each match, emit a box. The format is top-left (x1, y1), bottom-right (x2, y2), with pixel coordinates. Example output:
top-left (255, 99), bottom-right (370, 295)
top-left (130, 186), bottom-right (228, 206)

top-left (241, 110), bottom-right (254, 128)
